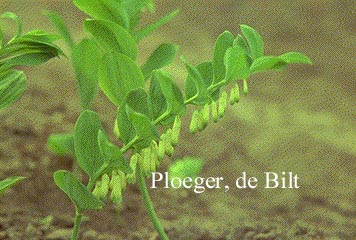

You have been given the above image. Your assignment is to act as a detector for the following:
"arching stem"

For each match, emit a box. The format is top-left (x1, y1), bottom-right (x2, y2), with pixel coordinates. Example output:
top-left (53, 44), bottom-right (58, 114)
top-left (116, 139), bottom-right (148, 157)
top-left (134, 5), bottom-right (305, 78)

top-left (137, 165), bottom-right (169, 240)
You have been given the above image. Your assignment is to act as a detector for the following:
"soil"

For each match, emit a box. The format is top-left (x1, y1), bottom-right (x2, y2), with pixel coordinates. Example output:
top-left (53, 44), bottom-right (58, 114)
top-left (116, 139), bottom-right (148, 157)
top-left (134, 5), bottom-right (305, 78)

top-left (1, 0), bottom-right (356, 239)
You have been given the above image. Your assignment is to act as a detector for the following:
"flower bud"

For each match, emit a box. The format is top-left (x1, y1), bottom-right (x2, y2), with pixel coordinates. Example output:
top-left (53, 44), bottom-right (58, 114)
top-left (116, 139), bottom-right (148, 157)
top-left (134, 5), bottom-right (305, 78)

top-left (197, 110), bottom-right (207, 132)
top-left (218, 91), bottom-right (227, 118)
top-left (142, 148), bottom-right (151, 177)
top-left (230, 87), bottom-right (236, 105)
top-left (233, 83), bottom-right (240, 103)
top-left (109, 173), bottom-right (122, 206)
top-left (113, 118), bottom-right (120, 138)
top-left (126, 154), bottom-right (138, 184)
top-left (92, 181), bottom-right (101, 199)
top-left (189, 110), bottom-right (200, 134)
top-left (211, 101), bottom-right (219, 123)
top-left (171, 116), bottom-right (181, 145)
top-left (243, 79), bottom-right (248, 95)
top-left (149, 141), bottom-right (158, 172)
top-left (99, 174), bottom-right (110, 199)
top-left (202, 104), bottom-right (210, 123)
top-left (157, 140), bottom-right (165, 161)
top-left (164, 140), bottom-right (174, 157)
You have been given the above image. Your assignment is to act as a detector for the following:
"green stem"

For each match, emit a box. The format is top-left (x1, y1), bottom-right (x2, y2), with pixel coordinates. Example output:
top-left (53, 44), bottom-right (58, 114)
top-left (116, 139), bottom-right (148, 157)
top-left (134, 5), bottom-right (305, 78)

top-left (71, 209), bottom-right (83, 240)
top-left (121, 136), bottom-right (139, 153)
top-left (137, 165), bottom-right (169, 240)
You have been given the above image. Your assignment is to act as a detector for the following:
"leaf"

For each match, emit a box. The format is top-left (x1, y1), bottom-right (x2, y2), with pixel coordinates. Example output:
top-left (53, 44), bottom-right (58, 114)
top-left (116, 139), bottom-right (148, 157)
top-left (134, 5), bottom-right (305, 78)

top-left (53, 170), bottom-right (103, 211)
top-left (47, 133), bottom-right (75, 156)
top-left (72, 39), bottom-right (101, 110)
top-left (45, 11), bottom-right (75, 48)
top-left (0, 69), bottom-right (26, 110)
top-left (98, 51), bottom-right (144, 106)
top-left (224, 46), bottom-right (250, 81)
top-left (74, 110), bottom-right (105, 177)
top-left (182, 57), bottom-right (209, 105)
top-left (97, 130), bottom-right (132, 174)
top-left (0, 176), bottom-right (25, 195)
top-left (0, 27), bottom-right (3, 47)
top-left (141, 43), bottom-right (179, 80)
top-left (279, 52), bottom-right (312, 64)
top-left (233, 34), bottom-right (250, 56)
top-left (126, 106), bottom-right (160, 144)
top-left (0, 31), bottom-right (63, 67)
top-left (117, 89), bottom-right (159, 149)
top-left (149, 70), bottom-right (185, 124)
top-left (125, 88), bottom-right (151, 116)
top-left (168, 157), bottom-right (203, 180)
top-left (135, 9), bottom-right (179, 42)
top-left (250, 56), bottom-right (288, 73)
top-left (212, 31), bottom-right (234, 85)
top-left (73, 0), bottom-right (129, 28)
top-left (240, 24), bottom-right (264, 60)
top-left (84, 19), bottom-right (137, 60)
top-left (1, 12), bottom-right (22, 40)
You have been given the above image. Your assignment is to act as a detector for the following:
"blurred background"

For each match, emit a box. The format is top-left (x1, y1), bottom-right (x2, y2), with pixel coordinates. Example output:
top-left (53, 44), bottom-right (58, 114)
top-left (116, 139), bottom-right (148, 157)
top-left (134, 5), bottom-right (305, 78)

top-left (1, 0), bottom-right (356, 239)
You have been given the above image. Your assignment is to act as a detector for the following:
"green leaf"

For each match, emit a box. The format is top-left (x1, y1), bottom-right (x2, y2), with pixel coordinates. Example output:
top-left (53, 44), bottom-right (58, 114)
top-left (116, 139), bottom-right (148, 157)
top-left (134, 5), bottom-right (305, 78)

top-left (126, 105), bottom-right (160, 145)
top-left (116, 102), bottom-right (136, 145)
top-left (240, 24), bottom-right (264, 60)
top-left (1, 12), bottom-right (22, 40)
top-left (168, 157), bottom-right (203, 180)
top-left (224, 46), bottom-right (250, 81)
top-left (279, 52), bottom-right (312, 64)
top-left (233, 34), bottom-right (250, 55)
top-left (117, 89), bottom-right (159, 149)
top-left (98, 51), bottom-right (144, 106)
top-left (45, 11), bottom-right (75, 48)
top-left (250, 56), bottom-right (288, 74)
top-left (0, 69), bottom-right (26, 110)
top-left (0, 42), bottom-right (62, 67)
top-left (213, 31), bottom-right (234, 85)
top-left (0, 176), bottom-right (25, 195)
top-left (53, 170), bottom-right (103, 211)
top-left (84, 19), bottom-right (137, 60)
top-left (47, 133), bottom-right (75, 156)
top-left (73, 0), bottom-right (129, 28)
top-left (0, 27), bottom-right (3, 47)
top-left (72, 39), bottom-right (101, 110)
top-left (0, 31), bottom-right (63, 67)
top-left (97, 130), bottom-right (132, 174)
top-left (149, 70), bottom-right (185, 124)
top-left (141, 43), bottom-right (179, 80)
top-left (135, 9), bottom-right (179, 42)
top-left (125, 88), bottom-right (151, 116)
top-left (74, 110), bottom-right (105, 177)
top-left (182, 57), bottom-right (209, 105)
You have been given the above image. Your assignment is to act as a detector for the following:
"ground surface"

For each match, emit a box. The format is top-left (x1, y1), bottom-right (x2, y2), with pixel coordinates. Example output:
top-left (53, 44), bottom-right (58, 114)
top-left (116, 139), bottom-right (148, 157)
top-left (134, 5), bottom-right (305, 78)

top-left (1, 0), bottom-right (356, 239)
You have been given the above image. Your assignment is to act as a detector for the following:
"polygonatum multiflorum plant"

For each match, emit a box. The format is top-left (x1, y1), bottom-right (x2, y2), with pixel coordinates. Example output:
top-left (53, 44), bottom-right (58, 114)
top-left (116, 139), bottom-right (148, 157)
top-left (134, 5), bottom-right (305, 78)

top-left (0, 13), bottom-right (62, 196)
top-left (45, 1), bottom-right (312, 239)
